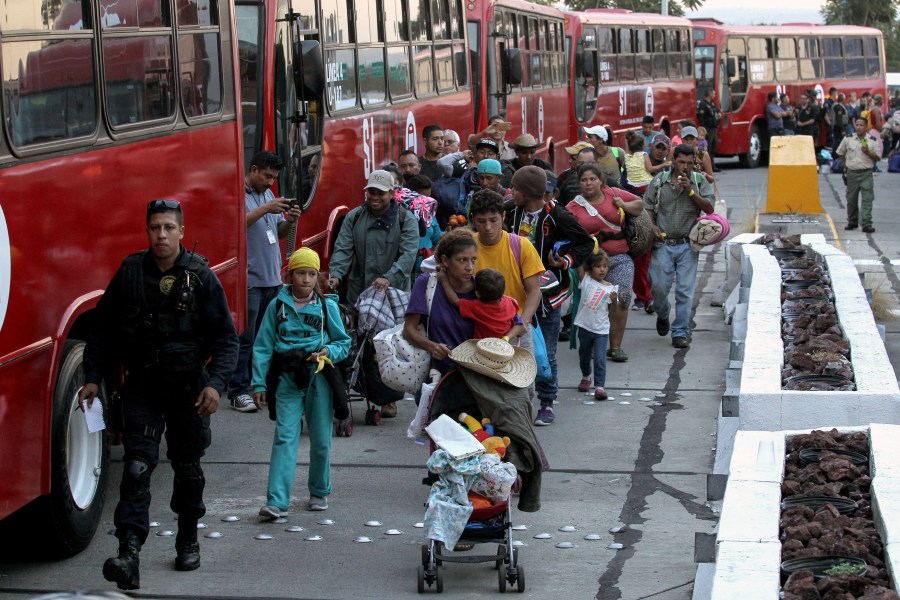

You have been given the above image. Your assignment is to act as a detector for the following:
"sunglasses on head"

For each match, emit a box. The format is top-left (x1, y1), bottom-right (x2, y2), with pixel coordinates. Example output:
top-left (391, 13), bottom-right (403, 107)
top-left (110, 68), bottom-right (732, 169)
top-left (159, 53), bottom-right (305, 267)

top-left (147, 199), bottom-right (181, 211)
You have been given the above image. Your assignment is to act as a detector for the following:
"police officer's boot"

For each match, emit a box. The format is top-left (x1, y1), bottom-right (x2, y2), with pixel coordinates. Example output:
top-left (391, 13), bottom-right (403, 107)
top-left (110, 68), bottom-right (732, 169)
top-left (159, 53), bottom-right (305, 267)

top-left (175, 525), bottom-right (201, 571)
top-left (103, 530), bottom-right (141, 590)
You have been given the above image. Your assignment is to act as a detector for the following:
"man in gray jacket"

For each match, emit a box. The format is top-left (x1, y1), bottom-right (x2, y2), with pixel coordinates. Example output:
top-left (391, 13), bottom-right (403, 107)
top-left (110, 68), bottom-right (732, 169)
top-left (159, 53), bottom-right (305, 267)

top-left (327, 170), bottom-right (419, 417)
top-left (327, 170), bottom-right (419, 304)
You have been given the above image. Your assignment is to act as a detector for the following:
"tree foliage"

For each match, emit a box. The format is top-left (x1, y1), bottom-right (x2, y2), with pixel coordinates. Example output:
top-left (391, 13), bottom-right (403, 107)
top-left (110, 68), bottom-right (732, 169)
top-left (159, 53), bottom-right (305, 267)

top-left (821, 0), bottom-right (900, 71)
top-left (561, 0), bottom-right (704, 16)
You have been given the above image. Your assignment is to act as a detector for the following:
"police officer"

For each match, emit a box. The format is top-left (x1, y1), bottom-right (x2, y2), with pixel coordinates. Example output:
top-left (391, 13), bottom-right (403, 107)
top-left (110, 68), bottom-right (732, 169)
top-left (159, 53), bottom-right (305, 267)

top-left (79, 199), bottom-right (239, 590)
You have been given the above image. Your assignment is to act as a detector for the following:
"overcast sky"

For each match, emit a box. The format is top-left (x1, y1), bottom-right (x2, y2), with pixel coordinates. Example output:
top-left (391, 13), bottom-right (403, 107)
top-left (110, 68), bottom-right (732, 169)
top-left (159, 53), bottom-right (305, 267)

top-left (686, 0), bottom-right (825, 24)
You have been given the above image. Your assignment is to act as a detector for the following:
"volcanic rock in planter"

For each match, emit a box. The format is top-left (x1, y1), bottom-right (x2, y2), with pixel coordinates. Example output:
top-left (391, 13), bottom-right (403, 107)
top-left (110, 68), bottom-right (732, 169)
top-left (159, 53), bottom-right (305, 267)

top-left (816, 313), bottom-right (839, 332)
top-left (803, 334), bottom-right (850, 356)
top-left (788, 351), bottom-right (819, 372)
top-left (859, 586), bottom-right (900, 599)
top-left (783, 570), bottom-right (818, 598)
top-left (820, 455), bottom-right (856, 483)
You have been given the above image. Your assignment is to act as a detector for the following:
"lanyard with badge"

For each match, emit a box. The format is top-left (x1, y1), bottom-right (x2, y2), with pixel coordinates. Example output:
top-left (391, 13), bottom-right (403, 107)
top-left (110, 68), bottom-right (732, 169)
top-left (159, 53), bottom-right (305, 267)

top-left (251, 187), bottom-right (278, 245)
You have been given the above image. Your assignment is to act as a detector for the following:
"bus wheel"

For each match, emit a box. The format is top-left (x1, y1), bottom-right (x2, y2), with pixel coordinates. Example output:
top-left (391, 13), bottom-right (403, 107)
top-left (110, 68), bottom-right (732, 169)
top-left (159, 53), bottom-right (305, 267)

top-left (739, 126), bottom-right (762, 168)
top-left (43, 339), bottom-right (110, 556)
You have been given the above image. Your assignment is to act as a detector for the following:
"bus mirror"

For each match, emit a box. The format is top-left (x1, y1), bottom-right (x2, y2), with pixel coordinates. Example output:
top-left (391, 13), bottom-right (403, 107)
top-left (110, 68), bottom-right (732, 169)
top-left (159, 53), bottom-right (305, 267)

top-left (294, 40), bottom-right (325, 99)
top-left (503, 47), bottom-right (523, 86)
top-left (581, 51), bottom-right (596, 78)
top-left (727, 57), bottom-right (736, 78)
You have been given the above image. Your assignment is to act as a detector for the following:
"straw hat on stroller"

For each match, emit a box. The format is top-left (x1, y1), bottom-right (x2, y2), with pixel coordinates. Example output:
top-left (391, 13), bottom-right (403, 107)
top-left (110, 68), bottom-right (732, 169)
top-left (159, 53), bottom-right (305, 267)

top-left (450, 338), bottom-right (536, 388)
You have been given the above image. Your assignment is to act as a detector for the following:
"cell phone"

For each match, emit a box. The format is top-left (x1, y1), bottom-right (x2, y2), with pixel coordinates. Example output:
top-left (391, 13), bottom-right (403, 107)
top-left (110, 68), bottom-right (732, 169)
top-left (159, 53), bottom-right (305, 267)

top-left (495, 121), bottom-right (512, 131)
top-left (285, 198), bottom-right (300, 209)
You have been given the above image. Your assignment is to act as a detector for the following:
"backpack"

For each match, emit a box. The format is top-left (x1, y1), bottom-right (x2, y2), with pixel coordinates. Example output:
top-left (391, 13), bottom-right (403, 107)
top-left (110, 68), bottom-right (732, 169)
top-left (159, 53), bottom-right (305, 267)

top-left (430, 176), bottom-right (467, 227)
top-left (888, 153), bottom-right (900, 174)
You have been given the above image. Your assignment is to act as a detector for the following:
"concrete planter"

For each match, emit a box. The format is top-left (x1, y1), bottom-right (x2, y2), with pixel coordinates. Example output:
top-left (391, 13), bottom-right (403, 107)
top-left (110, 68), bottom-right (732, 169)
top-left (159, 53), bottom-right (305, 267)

top-left (715, 235), bottom-right (900, 474)
top-left (704, 425), bottom-right (900, 599)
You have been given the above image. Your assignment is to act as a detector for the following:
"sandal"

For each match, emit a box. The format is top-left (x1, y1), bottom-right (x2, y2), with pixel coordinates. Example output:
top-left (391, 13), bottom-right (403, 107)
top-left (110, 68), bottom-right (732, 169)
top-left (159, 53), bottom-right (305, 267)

top-left (608, 347), bottom-right (628, 363)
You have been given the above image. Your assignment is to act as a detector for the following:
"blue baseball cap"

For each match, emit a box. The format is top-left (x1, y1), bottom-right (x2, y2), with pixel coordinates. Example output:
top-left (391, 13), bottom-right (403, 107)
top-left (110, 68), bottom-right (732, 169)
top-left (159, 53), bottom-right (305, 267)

top-left (545, 170), bottom-right (557, 193)
top-left (477, 159), bottom-right (502, 175)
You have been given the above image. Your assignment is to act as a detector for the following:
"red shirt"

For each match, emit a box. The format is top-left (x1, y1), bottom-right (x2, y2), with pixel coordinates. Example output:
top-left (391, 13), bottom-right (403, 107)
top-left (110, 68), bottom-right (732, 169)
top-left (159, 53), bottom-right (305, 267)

top-left (458, 296), bottom-right (520, 340)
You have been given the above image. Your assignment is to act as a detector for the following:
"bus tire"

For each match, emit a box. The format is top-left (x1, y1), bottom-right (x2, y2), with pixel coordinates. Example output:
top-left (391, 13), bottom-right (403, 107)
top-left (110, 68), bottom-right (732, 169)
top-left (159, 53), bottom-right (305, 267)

top-left (739, 126), bottom-right (762, 168)
top-left (42, 339), bottom-right (110, 556)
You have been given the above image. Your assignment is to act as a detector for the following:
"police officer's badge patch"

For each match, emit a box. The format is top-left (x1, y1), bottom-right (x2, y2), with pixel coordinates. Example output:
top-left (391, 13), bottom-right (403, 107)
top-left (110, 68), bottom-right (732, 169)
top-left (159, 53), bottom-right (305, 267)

top-left (159, 275), bottom-right (176, 295)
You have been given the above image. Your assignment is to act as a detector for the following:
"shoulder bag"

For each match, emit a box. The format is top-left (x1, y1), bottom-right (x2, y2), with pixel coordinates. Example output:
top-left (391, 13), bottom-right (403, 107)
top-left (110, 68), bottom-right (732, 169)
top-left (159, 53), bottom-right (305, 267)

top-left (373, 275), bottom-right (437, 395)
top-left (615, 190), bottom-right (654, 259)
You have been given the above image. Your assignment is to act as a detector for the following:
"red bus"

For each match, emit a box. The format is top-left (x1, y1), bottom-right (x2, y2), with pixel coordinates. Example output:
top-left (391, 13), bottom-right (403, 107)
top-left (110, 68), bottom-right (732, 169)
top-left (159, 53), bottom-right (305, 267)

top-left (237, 0), bottom-right (572, 264)
top-left (692, 19), bottom-right (887, 167)
top-left (0, 0), bottom-right (246, 554)
top-left (470, 0), bottom-right (571, 172)
top-left (565, 9), bottom-right (696, 147)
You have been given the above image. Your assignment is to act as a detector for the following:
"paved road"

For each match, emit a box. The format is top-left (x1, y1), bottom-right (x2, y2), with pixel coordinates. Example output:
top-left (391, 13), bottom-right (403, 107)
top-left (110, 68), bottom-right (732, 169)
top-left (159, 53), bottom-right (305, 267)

top-left (1, 160), bottom-right (897, 600)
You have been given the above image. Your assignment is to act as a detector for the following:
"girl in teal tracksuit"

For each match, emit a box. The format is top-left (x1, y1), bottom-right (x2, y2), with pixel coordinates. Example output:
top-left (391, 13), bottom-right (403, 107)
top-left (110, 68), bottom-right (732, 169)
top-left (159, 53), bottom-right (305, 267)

top-left (251, 248), bottom-right (351, 516)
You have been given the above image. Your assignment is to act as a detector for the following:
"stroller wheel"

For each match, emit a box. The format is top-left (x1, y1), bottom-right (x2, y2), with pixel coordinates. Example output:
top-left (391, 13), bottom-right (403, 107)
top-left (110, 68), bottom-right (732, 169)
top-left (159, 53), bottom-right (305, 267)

top-left (336, 416), bottom-right (353, 437)
top-left (365, 407), bottom-right (381, 425)
top-left (516, 565), bottom-right (525, 593)
top-left (498, 562), bottom-right (507, 593)
top-left (495, 544), bottom-right (506, 569)
top-left (417, 565), bottom-right (426, 593)
top-left (435, 565), bottom-right (443, 593)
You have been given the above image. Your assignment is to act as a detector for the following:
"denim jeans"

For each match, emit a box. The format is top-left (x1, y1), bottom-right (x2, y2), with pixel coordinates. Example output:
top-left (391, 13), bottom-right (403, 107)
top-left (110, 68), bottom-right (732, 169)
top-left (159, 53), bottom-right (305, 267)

top-left (577, 328), bottom-right (608, 388)
top-left (649, 242), bottom-right (699, 339)
top-left (227, 285), bottom-right (281, 397)
top-left (536, 306), bottom-right (561, 408)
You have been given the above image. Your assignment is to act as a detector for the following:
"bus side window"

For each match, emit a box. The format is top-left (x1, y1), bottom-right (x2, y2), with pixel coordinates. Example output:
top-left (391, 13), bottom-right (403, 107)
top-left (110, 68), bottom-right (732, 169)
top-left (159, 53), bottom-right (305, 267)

top-left (864, 37), bottom-right (880, 77)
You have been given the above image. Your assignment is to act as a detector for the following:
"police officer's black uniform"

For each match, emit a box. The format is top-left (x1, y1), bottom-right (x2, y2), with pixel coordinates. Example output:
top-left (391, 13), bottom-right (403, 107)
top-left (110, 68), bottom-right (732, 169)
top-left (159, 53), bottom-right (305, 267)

top-left (697, 95), bottom-right (721, 170)
top-left (84, 245), bottom-right (238, 589)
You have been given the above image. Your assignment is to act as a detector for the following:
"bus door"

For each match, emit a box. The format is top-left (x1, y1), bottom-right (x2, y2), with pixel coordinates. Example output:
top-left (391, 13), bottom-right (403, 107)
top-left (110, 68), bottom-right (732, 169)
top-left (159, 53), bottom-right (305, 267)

top-left (724, 37), bottom-right (748, 115)
top-left (487, 10), bottom-right (523, 121)
top-left (574, 26), bottom-right (599, 123)
top-left (275, 0), bottom-right (324, 255)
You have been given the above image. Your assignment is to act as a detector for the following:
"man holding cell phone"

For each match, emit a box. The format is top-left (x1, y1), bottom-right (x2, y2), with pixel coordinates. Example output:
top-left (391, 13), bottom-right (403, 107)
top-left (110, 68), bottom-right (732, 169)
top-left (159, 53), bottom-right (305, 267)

top-left (643, 144), bottom-right (714, 349)
top-left (227, 150), bottom-right (302, 413)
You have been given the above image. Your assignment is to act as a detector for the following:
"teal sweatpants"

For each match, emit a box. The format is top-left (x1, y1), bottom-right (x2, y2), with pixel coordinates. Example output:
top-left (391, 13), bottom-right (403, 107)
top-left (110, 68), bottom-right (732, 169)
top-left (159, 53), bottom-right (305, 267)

top-left (266, 372), bottom-right (333, 510)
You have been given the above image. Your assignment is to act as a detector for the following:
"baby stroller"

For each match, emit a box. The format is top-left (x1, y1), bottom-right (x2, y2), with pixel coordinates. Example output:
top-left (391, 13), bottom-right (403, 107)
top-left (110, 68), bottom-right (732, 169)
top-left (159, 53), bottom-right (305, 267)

top-left (419, 498), bottom-right (522, 593)
top-left (334, 297), bottom-right (406, 436)
top-left (417, 368), bottom-right (535, 594)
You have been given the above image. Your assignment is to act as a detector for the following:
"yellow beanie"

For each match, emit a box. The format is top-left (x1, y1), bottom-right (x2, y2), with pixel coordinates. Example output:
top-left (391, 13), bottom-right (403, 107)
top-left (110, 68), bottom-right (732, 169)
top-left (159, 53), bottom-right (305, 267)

top-left (286, 247), bottom-right (320, 272)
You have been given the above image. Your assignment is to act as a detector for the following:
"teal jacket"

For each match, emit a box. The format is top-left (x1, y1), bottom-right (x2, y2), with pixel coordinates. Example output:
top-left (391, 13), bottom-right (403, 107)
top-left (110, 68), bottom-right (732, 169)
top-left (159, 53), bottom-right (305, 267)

top-left (250, 288), bottom-right (351, 393)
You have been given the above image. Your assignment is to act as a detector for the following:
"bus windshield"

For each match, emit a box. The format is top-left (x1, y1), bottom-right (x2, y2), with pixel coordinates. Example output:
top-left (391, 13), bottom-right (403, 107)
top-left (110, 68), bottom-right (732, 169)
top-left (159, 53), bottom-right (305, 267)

top-left (694, 44), bottom-right (716, 90)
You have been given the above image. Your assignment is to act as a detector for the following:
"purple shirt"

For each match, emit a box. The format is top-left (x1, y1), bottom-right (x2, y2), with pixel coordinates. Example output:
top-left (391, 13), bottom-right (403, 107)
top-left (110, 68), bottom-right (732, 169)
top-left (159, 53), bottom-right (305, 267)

top-left (406, 273), bottom-right (476, 373)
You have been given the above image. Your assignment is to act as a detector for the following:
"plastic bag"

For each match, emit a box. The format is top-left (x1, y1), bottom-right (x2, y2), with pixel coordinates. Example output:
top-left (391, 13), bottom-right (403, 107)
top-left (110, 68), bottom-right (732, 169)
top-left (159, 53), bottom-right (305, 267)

top-left (471, 454), bottom-right (518, 501)
top-left (407, 370), bottom-right (440, 441)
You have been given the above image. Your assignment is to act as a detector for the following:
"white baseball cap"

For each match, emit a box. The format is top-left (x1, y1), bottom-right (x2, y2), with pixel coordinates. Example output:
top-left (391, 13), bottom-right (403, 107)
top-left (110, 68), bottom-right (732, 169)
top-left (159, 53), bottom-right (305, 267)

top-left (582, 125), bottom-right (608, 141)
top-left (364, 170), bottom-right (394, 192)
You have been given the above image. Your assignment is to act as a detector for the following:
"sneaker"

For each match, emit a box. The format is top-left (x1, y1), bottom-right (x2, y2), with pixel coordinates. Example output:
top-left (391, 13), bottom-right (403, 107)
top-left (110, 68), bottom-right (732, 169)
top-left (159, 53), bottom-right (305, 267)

top-left (844, 223), bottom-right (858, 230)
top-left (656, 316), bottom-right (670, 337)
top-left (230, 394), bottom-right (257, 413)
top-left (595, 387), bottom-right (608, 401)
top-left (672, 336), bottom-right (689, 349)
top-left (578, 377), bottom-right (592, 393)
top-left (534, 407), bottom-right (555, 426)
top-left (862, 226), bottom-right (875, 233)
top-left (645, 304), bottom-right (655, 315)
top-left (631, 300), bottom-right (645, 311)
top-left (381, 402), bottom-right (397, 418)
top-left (308, 496), bottom-right (328, 511)
top-left (259, 505), bottom-right (286, 520)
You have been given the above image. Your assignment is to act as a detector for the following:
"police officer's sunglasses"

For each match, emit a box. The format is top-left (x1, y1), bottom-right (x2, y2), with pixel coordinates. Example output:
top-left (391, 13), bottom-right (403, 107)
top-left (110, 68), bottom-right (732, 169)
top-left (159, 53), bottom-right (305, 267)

top-left (147, 199), bottom-right (181, 211)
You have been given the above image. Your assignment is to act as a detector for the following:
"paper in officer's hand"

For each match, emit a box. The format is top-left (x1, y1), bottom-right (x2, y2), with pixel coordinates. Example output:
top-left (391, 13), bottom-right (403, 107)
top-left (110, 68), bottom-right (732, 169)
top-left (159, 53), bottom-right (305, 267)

top-left (80, 393), bottom-right (106, 433)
